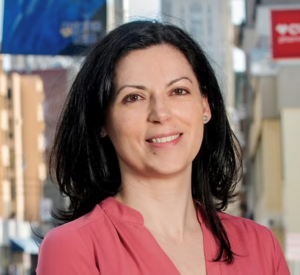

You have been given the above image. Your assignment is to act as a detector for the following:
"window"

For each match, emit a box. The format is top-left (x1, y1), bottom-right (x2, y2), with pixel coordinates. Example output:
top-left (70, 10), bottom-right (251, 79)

top-left (1, 110), bottom-right (8, 131)
top-left (38, 163), bottom-right (46, 181)
top-left (36, 79), bottom-right (43, 93)
top-left (38, 133), bottom-right (45, 152)
top-left (0, 75), bottom-right (7, 96)
top-left (37, 103), bottom-right (44, 121)
top-left (7, 88), bottom-right (12, 99)
top-left (1, 145), bottom-right (10, 167)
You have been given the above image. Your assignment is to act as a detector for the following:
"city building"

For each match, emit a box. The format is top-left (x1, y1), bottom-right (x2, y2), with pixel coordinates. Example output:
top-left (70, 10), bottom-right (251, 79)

top-left (0, 58), bottom-right (46, 274)
top-left (161, 0), bottom-right (235, 109)
top-left (0, 71), bottom-right (46, 222)
top-left (0, 56), bottom-right (10, 219)
top-left (34, 68), bottom-right (70, 215)
top-left (238, 1), bottom-right (300, 273)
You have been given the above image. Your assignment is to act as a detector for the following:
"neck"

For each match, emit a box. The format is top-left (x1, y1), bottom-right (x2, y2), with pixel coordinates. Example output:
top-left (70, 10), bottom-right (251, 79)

top-left (114, 167), bottom-right (200, 240)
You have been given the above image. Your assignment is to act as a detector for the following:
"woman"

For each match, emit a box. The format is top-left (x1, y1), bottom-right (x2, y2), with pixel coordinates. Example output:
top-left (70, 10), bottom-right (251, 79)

top-left (36, 21), bottom-right (290, 275)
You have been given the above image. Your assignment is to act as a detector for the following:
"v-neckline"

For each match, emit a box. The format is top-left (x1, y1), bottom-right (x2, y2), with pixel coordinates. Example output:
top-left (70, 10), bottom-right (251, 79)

top-left (140, 203), bottom-right (221, 275)
top-left (142, 225), bottom-right (182, 275)
top-left (196, 205), bottom-right (222, 275)
top-left (100, 197), bottom-right (221, 275)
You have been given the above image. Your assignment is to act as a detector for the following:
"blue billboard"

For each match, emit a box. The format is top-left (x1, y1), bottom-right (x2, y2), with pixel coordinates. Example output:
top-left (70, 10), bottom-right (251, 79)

top-left (1, 0), bottom-right (106, 55)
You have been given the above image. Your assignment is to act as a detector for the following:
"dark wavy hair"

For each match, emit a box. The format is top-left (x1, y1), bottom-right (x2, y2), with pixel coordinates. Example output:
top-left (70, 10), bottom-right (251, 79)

top-left (50, 20), bottom-right (242, 264)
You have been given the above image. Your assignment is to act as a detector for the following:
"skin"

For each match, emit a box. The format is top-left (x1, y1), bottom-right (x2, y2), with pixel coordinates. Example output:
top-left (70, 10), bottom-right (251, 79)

top-left (103, 44), bottom-right (211, 275)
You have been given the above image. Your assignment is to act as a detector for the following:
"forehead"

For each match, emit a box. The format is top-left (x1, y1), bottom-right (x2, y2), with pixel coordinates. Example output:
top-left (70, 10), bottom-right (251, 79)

top-left (114, 45), bottom-right (197, 86)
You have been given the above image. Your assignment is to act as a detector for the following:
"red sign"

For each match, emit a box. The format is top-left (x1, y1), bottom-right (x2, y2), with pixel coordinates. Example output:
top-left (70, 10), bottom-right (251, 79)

top-left (271, 9), bottom-right (300, 59)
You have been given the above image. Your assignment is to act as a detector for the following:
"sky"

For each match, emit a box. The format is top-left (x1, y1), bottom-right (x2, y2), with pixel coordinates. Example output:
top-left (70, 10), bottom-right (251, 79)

top-left (0, 0), bottom-right (245, 71)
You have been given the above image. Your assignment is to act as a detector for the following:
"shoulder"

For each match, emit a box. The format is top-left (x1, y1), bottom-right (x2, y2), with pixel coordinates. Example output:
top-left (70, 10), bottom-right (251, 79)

top-left (43, 204), bottom-right (105, 244)
top-left (217, 212), bottom-right (279, 255)
top-left (218, 213), bottom-right (285, 263)
top-left (218, 213), bottom-right (290, 274)
top-left (218, 212), bottom-right (270, 234)
top-left (39, 223), bottom-right (86, 263)
top-left (36, 205), bottom-right (105, 274)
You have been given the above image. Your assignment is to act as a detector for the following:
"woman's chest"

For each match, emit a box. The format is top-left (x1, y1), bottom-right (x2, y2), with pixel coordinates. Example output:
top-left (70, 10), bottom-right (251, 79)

top-left (92, 211), bottom-right (275, 275)
top-left (159, 242), bottom-right (207, 275)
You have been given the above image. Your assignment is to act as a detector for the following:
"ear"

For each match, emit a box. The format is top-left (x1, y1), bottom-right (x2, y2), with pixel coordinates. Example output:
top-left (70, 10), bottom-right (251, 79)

top-left (100, 127), bottom-right (107, 138)
top-left (202, 96), bottom-right (211, 124)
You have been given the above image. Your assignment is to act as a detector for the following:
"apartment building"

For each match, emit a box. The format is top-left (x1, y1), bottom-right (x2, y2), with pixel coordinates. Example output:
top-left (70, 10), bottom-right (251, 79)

top-left (161, 0), bottom-right (234, 108)
top-left (238, 1), bottom-right (300, 273)
top-left (0, 70), bottom-right (46, 222)
top-left (0, 60), bottom-right (46, 274)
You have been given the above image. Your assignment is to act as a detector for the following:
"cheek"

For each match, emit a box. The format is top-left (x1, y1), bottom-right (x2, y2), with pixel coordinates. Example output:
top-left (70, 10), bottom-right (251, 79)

top-left (176, 100), bottom-right (204, 124)
top-left (184, 103), bottom-right (205, 142)
top-left (107, 112), bottom-right (142, 145)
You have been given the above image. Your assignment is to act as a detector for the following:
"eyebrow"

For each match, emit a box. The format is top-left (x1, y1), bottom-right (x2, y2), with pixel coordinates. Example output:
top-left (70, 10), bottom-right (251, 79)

top-left (167, 76), bottom-right (193, 87)
top-left (116, 76), bottom-right (193, 94)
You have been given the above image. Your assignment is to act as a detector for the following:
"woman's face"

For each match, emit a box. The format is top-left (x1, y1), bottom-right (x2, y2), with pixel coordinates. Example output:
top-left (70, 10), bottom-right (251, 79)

top-left (104, 45), bottom-right (211, 178)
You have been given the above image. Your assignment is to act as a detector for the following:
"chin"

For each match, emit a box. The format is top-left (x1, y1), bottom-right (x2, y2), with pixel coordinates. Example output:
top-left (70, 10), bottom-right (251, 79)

top-left (145, 162), bottom-right (191, 178)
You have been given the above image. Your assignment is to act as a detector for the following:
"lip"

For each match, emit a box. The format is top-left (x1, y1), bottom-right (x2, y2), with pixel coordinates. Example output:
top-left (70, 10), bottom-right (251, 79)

top-left (146, 133), bottom-right (183, 148)
top-left (146, 132), bottom-right (182, 140)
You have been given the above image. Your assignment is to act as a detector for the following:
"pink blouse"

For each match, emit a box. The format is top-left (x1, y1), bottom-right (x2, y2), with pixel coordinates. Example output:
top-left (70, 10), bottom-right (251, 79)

top-left (36, 197), bottom-right (290, 274)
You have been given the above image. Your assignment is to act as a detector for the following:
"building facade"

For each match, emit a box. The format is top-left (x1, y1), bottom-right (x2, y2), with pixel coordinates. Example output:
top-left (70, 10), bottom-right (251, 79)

top-left (161, 0), bottom-right (234, 108)
top-left (0, 71), bottom-right (46, 222)
top-left (0, 59), bottom-right (46, 274)
top-left (239, 1), bottom-right (300, 273)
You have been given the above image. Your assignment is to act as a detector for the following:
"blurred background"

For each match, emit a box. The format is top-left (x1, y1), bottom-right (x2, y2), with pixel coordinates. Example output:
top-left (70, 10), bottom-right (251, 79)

top-left (0, 0), bottom-right (299, 274)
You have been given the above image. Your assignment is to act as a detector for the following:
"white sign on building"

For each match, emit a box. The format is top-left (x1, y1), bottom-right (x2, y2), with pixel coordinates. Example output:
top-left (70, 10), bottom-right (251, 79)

top-left (286, 233), bottom-right (300, 261)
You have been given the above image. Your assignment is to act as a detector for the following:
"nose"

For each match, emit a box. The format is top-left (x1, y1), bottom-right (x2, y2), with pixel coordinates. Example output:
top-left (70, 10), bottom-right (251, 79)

top-left (147, 96), bottom-right (172, 123)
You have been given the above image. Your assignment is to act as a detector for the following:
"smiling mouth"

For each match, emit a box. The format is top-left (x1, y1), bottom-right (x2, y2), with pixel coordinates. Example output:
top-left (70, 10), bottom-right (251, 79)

top-left (146, 133), bottom-right (182, 143)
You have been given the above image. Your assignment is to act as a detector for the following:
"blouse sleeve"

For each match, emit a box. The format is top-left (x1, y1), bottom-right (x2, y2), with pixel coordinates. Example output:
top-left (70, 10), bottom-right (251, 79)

top-left (269, 230), bottom-right (290, 275)
top-left (36, 227), bottom-right (100, 275)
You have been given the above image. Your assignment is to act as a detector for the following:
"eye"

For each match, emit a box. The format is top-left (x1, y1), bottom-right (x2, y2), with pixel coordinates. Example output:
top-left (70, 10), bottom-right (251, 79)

top-left (124, 94), bottom-right (143, 102)
top-left (172, 88), bottom-right (189, 96)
